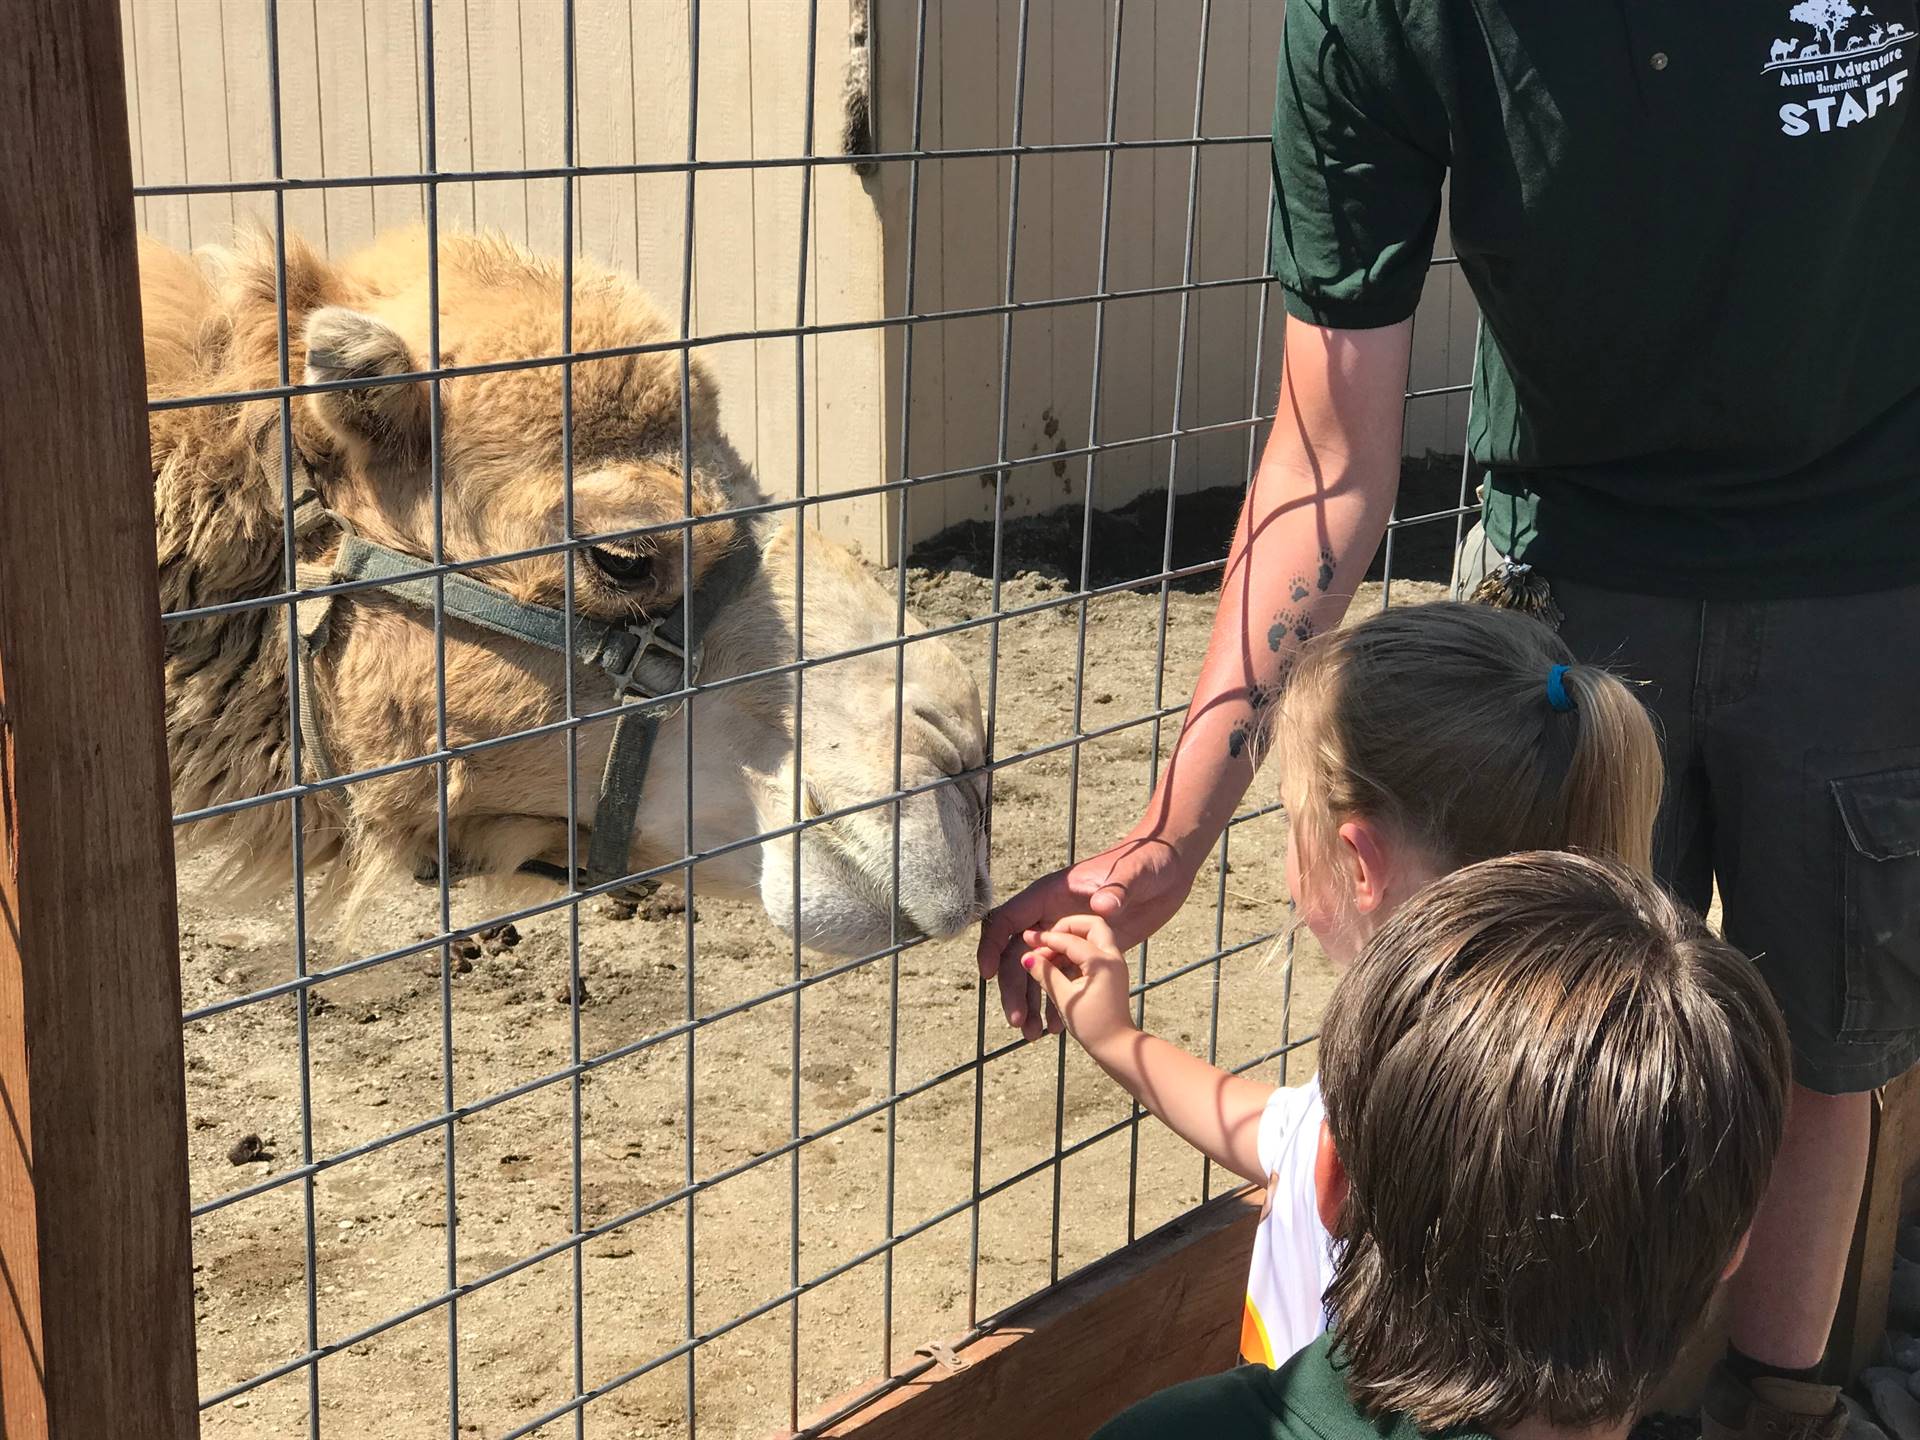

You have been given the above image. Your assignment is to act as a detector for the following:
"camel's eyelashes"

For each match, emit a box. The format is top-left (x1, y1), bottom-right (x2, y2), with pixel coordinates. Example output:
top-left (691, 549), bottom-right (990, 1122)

top-left (587, 544), bottom-right (654, 588)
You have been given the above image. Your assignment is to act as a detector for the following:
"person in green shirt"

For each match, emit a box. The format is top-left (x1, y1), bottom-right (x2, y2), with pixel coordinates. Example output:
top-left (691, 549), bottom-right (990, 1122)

top-left (981, 6), bottom-right (1920, 1432)
top-left (1092, 852), bottom-right (1791, 1440)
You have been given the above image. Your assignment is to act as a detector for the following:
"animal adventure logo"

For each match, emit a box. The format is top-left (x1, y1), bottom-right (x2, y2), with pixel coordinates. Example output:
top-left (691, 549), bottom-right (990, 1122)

top-left (1765, 0), bottom-right (1910, 134)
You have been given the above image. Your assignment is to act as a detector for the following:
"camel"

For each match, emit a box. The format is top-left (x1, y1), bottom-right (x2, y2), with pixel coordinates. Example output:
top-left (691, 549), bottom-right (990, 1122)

top-left (142, 227), bottom-right (990, 956)
top-left (1771, 36), bottom-right (1797, 61)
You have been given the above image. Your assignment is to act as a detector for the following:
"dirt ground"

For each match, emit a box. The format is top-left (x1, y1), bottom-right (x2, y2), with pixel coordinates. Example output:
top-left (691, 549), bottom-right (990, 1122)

top-left (181, 484), bottom-right (1456, 1440)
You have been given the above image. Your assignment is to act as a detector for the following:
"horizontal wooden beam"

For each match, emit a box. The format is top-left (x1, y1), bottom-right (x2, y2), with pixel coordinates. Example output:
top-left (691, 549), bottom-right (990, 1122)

top-left (794, 1187), bottom-right (1262, 1439)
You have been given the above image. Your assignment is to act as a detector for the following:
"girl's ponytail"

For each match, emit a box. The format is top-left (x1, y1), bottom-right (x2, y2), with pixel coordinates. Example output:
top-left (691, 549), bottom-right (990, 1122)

top-left (1274, 603), bottom-right (1664, 886)
top-left (1555, 663), bottom-right (1662, 878)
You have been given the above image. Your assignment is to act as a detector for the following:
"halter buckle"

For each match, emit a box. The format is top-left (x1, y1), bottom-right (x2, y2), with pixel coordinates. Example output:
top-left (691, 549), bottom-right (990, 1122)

top-left (607, 619), bottom-right (692, 702)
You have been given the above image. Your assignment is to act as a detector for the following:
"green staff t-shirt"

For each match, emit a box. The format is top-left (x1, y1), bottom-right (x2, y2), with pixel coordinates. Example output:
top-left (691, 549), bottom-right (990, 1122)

top-left (1093, 1333), bottom-right (1492, 1440)
top-left (1270, 0), bottom-right (1920, 598)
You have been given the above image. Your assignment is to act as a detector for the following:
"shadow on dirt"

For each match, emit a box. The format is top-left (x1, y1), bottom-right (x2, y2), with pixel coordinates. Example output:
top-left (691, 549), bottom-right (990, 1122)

top-left (908, 454), bottom-right (1472, 590)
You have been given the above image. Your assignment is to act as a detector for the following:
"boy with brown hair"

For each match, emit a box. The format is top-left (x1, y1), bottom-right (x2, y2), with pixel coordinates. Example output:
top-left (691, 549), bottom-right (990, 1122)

top-left (1092, 851), bottom-right (1792, 1440)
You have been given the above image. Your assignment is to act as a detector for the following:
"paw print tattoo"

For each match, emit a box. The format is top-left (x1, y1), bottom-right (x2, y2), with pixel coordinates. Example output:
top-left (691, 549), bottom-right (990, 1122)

top-left (1267, 608), bottom-right (1318, 652)
top-left (1316, 549), bottom-right (1336, 593)
top-left (1289, 576), bottom-right (1311, 603)
top-left (1228, 680), bottom-right (1282, 761)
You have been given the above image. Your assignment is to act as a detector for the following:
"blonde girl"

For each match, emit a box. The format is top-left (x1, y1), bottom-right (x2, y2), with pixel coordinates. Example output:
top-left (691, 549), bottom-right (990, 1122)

top-left (1019, 601), bottom-right (1665, 1370)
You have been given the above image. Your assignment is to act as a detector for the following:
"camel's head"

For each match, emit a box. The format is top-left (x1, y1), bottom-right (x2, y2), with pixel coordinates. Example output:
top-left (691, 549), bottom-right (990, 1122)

top-left (248, 230), bottom-right (987, 952)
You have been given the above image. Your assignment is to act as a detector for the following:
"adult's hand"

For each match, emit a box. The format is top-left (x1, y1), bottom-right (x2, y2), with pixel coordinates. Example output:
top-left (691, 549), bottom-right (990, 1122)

top-left (976, 315), bottom-right (1411, 1040)
top-left (976, 829), bottom-right (1201, 1041)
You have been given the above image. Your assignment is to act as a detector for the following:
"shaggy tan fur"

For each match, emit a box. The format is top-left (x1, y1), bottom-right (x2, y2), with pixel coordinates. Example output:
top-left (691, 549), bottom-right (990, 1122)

top-left (149, 228), bottom-right (744, 896)
top-left (843, 0), bottom-right (876, 174)
top-left (146, 226), bottom-right (990, 948)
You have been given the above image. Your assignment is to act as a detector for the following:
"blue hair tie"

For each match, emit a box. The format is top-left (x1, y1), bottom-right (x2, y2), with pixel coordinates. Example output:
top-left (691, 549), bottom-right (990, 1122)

top-left (1546, 664), bottom-right (1575, 713)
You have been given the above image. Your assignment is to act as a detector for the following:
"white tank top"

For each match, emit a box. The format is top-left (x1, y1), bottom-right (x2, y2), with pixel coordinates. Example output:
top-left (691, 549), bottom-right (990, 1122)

top-left (1240, 1076), bottom-right (1338, 1368)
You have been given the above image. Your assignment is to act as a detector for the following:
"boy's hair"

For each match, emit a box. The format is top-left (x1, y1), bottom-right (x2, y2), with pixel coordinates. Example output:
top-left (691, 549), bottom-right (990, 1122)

top-left (1319, 852), bottom-right (1790, 1432)
top-left (1273, 602), bottom-right (1662, 880)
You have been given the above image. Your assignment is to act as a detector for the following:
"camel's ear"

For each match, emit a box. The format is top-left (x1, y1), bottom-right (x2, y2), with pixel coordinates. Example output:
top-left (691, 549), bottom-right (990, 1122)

top-left (302, 306), bottom-right (428, 460)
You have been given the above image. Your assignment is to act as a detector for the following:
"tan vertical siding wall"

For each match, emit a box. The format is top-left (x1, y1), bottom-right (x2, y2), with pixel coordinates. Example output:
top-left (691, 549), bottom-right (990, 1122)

top-left (125, 0), bottom-right (1474, 565)
top-left (869, 0), bottom-right (1480, 550)
top-left (124, 0), bottom-right (892, 557)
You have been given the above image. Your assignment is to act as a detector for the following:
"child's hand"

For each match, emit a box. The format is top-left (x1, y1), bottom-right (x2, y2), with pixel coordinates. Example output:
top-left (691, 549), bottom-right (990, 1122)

top-left (1019, 916), bottom-right (1138, 1058)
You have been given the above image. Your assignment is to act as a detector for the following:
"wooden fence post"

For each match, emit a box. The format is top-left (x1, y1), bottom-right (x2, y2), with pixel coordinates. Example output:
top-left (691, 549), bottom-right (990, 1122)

top-left (0, 2), bottom-right (201, 1437)
top-left (1828, 1069), bottom-right (1920, 1382)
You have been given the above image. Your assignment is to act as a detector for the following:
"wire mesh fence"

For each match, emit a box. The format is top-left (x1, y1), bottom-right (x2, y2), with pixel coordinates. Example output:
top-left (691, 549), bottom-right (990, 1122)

top-left (136, 1), bottom-right (1479, 1435)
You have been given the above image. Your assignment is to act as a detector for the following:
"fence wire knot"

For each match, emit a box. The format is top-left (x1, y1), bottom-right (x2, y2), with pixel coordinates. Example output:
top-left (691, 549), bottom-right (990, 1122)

top-left (915, 1340), bottom-right (972, 1374)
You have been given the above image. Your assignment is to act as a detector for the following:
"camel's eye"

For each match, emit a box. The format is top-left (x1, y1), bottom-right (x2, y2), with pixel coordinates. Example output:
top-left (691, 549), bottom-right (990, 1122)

top-left (587, 544), bottom-right (654, 589)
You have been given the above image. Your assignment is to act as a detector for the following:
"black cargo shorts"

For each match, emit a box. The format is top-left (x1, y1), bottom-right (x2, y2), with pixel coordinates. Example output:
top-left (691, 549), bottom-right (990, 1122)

top-left (1456, 524), bottom-right (1920, 1094)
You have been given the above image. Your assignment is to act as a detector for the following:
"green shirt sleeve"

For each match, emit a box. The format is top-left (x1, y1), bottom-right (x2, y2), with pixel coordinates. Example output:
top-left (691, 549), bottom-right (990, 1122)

top-left (1270, 0), bottom-right (1448, 330)
top-left (1092, 1369), bottom-right (1286, 1440)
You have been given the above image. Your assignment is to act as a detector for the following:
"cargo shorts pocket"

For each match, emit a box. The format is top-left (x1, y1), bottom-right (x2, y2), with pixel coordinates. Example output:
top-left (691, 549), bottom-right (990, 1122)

top-left (1834, 767), bottom-right (1920, 1041)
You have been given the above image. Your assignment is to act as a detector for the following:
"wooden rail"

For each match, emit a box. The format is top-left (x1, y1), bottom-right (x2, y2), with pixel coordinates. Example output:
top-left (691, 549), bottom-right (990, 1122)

top-left (793, 1188), bottom-right (1262, 1439)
